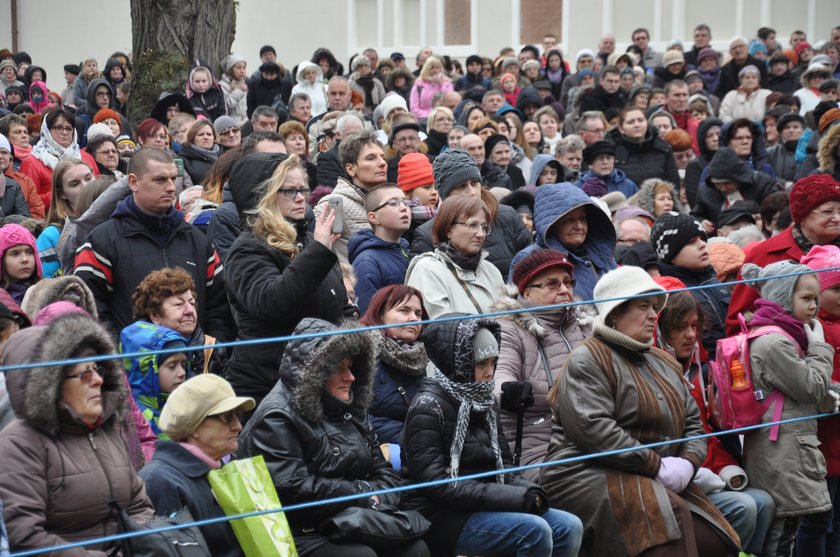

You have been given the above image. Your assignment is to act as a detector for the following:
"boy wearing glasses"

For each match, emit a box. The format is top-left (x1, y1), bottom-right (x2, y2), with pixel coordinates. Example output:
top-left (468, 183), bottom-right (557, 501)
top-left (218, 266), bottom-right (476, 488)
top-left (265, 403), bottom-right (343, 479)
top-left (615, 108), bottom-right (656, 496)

top-left (349, 183), bottom-right (412, 313)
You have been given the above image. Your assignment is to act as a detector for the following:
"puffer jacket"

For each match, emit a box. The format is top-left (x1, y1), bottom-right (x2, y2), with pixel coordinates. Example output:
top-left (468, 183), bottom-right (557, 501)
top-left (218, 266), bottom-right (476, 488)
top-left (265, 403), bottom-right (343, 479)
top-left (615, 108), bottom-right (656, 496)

top-left (402, 316), bottom-right (545, 556)
top-left (0, 315), bottom-right (154, 555)
top-left (745, 327), bottom-right (834, 516)
top-left (224, 225), bottom-right (346, 403)
top-left (636, 177), bottom-right (685, 216)
top-left (691, 147), bottom-right (782, 225)
top-left (818, 123), bottom-right (840, 183)
top-left (120, 321), bottom-right (191, 438)
top-left (314, 177), bottom-right (371, 263)
top-left (657, 262), bottom-right (730, 359)
top-left (574, 168), bottom-right (638, 198)
top-left (607, 127), bottom-right (681, 187)
top-left (510, 183), bottom-right (617, 302)
top-left (492, 289), bottom-right (592, 482)
top-left (291, 62), bottom-right (328, 116)
top-left (0, 177), bottom-right (29, 219)
top-left (409, 204), bottom-right (533, 278)
top-left (348, 229), bottom-right (410, 314)
top-left (237, 318), bottom-right (403, 556)
top-left (684, 118), bottom-right (723, 207)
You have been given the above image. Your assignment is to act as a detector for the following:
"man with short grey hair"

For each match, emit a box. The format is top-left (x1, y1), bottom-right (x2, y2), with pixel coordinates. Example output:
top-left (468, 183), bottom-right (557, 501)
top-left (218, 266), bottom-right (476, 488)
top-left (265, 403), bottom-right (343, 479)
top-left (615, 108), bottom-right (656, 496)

top-left (316, 113), bottom-right (364, 188)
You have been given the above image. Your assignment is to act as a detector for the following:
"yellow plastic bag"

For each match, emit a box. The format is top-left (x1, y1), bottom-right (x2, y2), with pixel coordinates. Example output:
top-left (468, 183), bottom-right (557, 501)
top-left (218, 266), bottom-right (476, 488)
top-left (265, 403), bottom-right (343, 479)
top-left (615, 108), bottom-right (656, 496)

top-left (209, 455), bottom-right (298, 557)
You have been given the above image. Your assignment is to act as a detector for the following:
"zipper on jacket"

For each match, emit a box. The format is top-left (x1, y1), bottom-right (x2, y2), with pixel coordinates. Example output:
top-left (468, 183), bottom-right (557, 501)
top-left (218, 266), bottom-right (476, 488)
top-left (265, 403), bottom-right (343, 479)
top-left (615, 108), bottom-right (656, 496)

top-left (397, 386), bottom-right (410, 405)
top-left (89, 431), bottom-right (117, 545)
top-left (558, 328), bottom-right (572, 353)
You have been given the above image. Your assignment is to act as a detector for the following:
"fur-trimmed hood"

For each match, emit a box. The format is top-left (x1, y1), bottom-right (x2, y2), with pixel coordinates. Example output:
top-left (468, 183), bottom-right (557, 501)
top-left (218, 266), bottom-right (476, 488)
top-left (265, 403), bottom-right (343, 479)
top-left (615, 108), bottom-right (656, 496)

top-left (636, 178), bottom-right (684, 216)
top-left (2, 314), bottom-right (126, 436)
top-left (818, 123), bottom-right (840, 175)
top-left (421, 313), bottom-right (501, 384)
top-left (20, 275), bottom-right (98, 321)
top-left (492, 284), bottom-right (593, 339)
top-left (279, 318), bottom-right (379, 423)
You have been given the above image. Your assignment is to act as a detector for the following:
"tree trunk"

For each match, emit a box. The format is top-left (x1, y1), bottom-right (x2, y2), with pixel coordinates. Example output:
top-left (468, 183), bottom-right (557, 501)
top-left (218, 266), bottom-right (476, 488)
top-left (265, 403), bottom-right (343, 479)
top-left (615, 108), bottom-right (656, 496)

top-left (128, 0), bottom-right (236, 128)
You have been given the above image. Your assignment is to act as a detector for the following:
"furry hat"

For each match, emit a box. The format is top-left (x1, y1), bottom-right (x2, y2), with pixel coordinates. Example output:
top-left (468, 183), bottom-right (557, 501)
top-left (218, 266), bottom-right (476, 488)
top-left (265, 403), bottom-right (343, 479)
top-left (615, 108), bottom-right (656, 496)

top-left (20, 275), bottom-right (98, 321)
top-left (741, 260), bottom-right (813, 313)
top-left (277, 318), bottom-right (379, 423)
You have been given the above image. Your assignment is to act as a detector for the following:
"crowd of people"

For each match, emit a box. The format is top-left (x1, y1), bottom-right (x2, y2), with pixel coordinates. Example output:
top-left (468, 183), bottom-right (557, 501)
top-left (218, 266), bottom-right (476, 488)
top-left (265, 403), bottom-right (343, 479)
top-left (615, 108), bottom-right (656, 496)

top-left (0, 20), bottom-right (839, 557)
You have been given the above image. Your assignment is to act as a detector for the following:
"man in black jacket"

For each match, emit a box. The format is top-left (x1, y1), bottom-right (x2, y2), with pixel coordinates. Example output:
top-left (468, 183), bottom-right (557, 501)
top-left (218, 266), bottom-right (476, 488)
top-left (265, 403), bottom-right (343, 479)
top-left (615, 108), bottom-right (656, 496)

top-left (74, 148), bottom-right (233, 341)
top-left (578, 66), bottom-right (626, 115)
top-left (715, 37), bottom-right (769, 97)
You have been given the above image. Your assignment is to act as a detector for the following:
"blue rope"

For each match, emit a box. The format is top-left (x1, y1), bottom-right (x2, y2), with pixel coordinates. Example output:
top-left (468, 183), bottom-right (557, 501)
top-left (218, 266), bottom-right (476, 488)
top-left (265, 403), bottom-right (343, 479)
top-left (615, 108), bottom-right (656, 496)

top-left (2, 264), bottom-right (838, 373)
top-left (7, 411), bottom-right (836, 556)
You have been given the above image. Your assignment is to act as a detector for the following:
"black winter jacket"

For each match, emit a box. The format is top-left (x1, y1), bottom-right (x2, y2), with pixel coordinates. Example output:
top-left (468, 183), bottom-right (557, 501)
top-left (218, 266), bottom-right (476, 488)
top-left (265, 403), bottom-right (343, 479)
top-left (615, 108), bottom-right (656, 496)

top-left (691, 147), bottom-right (782, 224)
top-left (409, 204), bottom-right (532, 277)
top-left (607, 127), bottom-right (681, 187)
top-left (315, 143), bottom-right (345, 189)
top-left (684, 118), bottom-right (723, 207)
top-left (73, 196), bottom-right (233, 340)
top-left (223, 227), bottom-right (346, 402)
top-left (139, 441), bottom-right (242, 557)
top-left (402, 316), bottom-right (544, 556)
top-left (237, 318), bottom-right (403, 556)
top-left (766, 142), bottom-right (799, 183)
top-left (177, 144), bottom-right (218, 185)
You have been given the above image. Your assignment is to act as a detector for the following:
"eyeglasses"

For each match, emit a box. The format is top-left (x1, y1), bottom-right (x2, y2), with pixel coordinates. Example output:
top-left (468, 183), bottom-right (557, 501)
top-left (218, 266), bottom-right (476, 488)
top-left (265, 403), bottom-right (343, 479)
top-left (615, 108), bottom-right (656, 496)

top-left (220, 127), bottom-right (240, 136)
top-left (212, 409), bottom-right (244, 424)
top-left (812, 207), bottom-right (840, 220)
top-left (95, 91), bottom-right (111, 97)
top-left (372, 197), bottom-right (411, 211)
top-left (527, 277), bottom-right (575, 292)
top-left (97, 148), bottom-right (118, 156)
top-left (454, 221), bottom-right (491, 235)
top-left (52, 126), bottom-right (74, 134)
top-left (64, 364), bottom-right (106, 383)
top-left (278, 188), bottom-right (310, 199)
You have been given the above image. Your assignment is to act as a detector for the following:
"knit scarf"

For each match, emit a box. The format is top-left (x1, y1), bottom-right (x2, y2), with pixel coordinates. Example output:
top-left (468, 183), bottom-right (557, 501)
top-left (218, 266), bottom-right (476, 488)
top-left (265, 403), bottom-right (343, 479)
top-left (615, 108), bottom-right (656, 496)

top-left (749, 298), bottom-right (808, 352)
top-left (30, 124), bottom-right (81, 170)
top-left (547, 67), bottom-right (565, 84)
top-left (432, 368), bottom-right (504, 484)
top-left (188, 143), bottom-right (221, 160)
top-left (380, 334), bottom-right (429, 377)
top-left (440, 242), bottom-right (481, 272)
top-left (13, 143), bottom-right (32, 163)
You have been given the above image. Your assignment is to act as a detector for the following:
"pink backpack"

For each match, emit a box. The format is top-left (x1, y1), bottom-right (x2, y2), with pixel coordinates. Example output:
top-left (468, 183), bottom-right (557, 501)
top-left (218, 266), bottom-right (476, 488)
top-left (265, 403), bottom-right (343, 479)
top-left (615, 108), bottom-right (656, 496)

top-left (707, 316), bottom-right (803, 441)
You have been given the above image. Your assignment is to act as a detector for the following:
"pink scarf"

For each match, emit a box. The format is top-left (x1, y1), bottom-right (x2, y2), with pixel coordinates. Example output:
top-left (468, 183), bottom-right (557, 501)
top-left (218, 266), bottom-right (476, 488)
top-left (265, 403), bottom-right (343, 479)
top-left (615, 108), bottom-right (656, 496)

top-left (178, 442), bottom-right (222, 469)
top-left (750, 298), bottom-right (808, 352)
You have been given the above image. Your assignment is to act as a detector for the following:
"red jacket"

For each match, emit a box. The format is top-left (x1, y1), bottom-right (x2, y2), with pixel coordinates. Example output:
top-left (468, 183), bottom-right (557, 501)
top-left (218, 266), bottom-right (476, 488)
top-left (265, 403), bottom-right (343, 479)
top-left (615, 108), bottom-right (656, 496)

top-left (818, 309), bottom-right (840, 476)
top-left (725, 226), bottom-right (804, 335)
top-left (4, 169), bottom-right (45, 219)
top-left (18, 150), bottom-right (99, 212)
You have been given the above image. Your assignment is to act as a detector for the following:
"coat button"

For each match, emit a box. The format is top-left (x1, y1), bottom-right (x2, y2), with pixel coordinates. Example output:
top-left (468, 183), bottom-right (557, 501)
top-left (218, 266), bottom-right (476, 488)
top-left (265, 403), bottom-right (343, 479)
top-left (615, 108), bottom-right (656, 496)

top-left (332, 447), bottom-right (341, 456)
top-left (656, 393), bottom-right (663, 400)
top-left (344, 413), bottom-right (352, 421)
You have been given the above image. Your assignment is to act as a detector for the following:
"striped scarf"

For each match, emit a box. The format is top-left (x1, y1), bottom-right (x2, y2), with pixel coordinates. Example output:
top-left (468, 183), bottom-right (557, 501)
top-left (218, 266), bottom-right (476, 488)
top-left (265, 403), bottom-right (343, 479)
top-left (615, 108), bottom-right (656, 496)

top-left (433, 368), bottom-right (504, 484)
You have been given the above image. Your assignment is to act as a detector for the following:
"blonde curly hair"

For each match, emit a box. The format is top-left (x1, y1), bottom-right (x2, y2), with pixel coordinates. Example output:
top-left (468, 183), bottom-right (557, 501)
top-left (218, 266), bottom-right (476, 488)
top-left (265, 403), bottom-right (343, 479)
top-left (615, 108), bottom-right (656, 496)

top-left (250, 154), bottom-right (307, 257)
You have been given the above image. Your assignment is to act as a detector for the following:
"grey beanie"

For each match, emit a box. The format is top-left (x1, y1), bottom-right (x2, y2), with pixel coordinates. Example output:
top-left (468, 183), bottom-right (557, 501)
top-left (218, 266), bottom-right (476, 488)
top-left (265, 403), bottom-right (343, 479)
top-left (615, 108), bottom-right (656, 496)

top-left (741, 260), bottom-right (813, 313)
top-left (213, 115), bottom-right (238, 134)
top-left (473, 327), bottom-right (499, 363)
top-left (433, 148), bottom-right (482, 200)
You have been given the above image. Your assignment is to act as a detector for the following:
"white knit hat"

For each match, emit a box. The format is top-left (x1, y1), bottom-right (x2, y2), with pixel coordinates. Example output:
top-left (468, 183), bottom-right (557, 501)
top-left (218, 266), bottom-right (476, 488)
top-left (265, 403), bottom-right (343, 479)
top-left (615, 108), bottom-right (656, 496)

top-left (593, 266), bottom-right (667, 324)
top-left (86, 122), bottom-right (114, 142)
top-left (379, 94), bottom-right (408, 120)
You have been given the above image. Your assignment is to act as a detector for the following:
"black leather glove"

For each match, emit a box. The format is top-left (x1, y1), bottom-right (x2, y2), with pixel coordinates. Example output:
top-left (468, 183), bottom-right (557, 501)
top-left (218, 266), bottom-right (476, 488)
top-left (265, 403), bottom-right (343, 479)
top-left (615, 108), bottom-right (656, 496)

top-left (500, 381), bottom-right (535, 413)
top-left (524, 486), bottom-right (550, 515)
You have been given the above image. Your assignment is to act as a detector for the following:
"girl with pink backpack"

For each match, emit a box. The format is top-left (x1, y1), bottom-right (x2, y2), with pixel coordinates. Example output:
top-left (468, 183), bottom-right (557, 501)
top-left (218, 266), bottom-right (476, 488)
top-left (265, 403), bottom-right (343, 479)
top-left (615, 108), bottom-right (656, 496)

top-left (740, 260), bottom-right (835, 556)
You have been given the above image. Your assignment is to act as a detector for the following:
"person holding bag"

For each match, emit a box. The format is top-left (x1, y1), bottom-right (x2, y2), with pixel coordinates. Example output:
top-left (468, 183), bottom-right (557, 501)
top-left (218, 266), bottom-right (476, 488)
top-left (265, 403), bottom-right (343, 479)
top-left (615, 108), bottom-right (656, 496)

top-left (139, 374), bottom-right (255, 557)
top-left (237, 318), bottom-right (430, 557)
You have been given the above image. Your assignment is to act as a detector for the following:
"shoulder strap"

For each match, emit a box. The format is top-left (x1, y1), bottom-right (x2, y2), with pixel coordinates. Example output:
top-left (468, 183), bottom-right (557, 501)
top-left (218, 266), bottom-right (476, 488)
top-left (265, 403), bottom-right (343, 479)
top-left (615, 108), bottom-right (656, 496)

top-left (535, 338), bottom-right (553, 386)
top-left (440, 256), bottom-right (484, 314)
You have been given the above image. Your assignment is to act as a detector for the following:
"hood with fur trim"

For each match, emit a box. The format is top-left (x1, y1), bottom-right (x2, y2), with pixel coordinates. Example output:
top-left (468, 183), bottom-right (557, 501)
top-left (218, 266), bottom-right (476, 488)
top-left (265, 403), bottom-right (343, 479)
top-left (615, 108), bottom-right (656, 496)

top-left (636, 178), bottom-right (684, 216)
top-left (818, 123), bottom-right (840, 175)
top-left (3, 314), bottom-right (126, 436)
top-left (278, 318), bottom-right (379, 423)
top-left (20, 275), bottom-right (97, 321)
top-left (295, 61), bottom-right (324, 85)
top-left (421, 313), bottom-right (501, 384)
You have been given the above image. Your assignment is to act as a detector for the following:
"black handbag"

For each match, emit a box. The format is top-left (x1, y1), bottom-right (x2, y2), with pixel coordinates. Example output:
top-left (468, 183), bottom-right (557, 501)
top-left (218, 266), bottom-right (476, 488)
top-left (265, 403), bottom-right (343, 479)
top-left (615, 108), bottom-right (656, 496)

top-left (110, 502), bottom-right (212, 557)
top-left (318, 505), bottom-right (431, 549)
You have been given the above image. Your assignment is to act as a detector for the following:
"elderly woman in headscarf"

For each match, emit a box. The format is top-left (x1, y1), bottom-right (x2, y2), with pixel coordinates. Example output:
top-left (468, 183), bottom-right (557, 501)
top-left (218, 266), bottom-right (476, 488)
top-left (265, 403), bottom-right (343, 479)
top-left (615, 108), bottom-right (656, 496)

top-left (402, 314), bottom-right (583, 557)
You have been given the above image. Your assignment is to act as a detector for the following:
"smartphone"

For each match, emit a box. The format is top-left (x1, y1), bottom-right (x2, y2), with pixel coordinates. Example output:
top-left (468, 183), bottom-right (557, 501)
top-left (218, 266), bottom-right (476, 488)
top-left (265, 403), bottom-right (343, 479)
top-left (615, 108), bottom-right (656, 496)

top-left (329, 197), bottom-right (345, 234)
top-left (174, 158), bottom-right (185, 177)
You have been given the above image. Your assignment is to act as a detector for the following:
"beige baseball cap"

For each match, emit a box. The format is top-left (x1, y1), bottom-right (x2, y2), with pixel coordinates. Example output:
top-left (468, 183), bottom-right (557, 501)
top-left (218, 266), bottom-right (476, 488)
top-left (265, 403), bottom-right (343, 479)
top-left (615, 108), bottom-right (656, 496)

top-left (160, 374), bottom-right (255, 441)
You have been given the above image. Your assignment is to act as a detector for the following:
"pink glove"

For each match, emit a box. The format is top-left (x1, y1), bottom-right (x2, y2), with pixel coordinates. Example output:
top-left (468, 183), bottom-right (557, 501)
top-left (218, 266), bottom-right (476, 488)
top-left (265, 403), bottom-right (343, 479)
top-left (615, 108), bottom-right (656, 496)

top-left (656, 456), bottom-right (695, 493)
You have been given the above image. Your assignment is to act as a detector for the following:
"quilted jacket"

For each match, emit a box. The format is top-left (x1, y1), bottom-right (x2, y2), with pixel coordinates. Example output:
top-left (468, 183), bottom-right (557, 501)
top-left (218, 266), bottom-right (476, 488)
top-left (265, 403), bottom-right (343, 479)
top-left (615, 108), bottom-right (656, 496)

top-left (348, 229), bottom-right (410, 313)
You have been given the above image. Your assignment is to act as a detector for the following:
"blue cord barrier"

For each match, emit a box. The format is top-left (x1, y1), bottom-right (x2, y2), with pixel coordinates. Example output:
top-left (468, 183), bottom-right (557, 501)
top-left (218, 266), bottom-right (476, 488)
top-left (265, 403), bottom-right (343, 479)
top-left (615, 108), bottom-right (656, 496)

top-left (8, 411), bottom-right (836, 556)
top-left (2, 263), bottom-right (838, 373)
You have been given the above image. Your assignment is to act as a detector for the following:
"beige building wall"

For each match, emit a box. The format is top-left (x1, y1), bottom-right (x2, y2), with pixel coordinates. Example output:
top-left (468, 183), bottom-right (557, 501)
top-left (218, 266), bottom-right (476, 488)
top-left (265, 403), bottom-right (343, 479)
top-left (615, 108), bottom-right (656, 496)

top-left (0, 0), bottom-right (838, 93)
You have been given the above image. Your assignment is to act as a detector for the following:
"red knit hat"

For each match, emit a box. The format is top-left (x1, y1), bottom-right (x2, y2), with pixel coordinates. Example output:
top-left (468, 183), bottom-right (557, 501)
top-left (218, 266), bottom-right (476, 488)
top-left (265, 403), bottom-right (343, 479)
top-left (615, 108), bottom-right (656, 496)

top-left (510, 249), bottom-right (575, 294)
top-left (789, 174), bottom-right (840, 224)
top-left (93, 108), bottom-right (121, 124)
top-left (794, 41), bottom-right (813, 57)
top-left (397, 152), bottom-right (434, 192)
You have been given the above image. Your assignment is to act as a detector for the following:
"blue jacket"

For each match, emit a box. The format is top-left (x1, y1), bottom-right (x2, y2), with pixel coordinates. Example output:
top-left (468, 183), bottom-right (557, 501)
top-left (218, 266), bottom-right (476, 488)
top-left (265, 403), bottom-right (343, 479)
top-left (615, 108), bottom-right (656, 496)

top-left (370, 360), bottom-right (424, 468)
top-left (574, 168), bottom-right (639, 198)
top-left (510, 183), bottom-right (616, 301)
top-left (348, 229), bottom-right (410, 313)
top-left (120, 321), bottom-right (191, 438)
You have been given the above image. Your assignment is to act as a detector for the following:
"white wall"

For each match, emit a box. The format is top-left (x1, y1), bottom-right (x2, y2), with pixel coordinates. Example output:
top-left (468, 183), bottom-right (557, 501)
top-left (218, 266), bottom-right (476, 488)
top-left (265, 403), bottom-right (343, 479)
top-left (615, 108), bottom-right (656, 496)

top-left (0, 0), bottom-right (838, 93)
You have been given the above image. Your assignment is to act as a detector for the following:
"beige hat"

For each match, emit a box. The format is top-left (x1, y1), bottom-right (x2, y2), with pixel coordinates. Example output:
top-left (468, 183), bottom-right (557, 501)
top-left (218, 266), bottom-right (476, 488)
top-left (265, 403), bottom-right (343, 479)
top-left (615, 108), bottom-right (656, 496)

top-left (160, 374), bottom-right (255, 441)
top-left (662, 49), bottom-right (684, 68)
